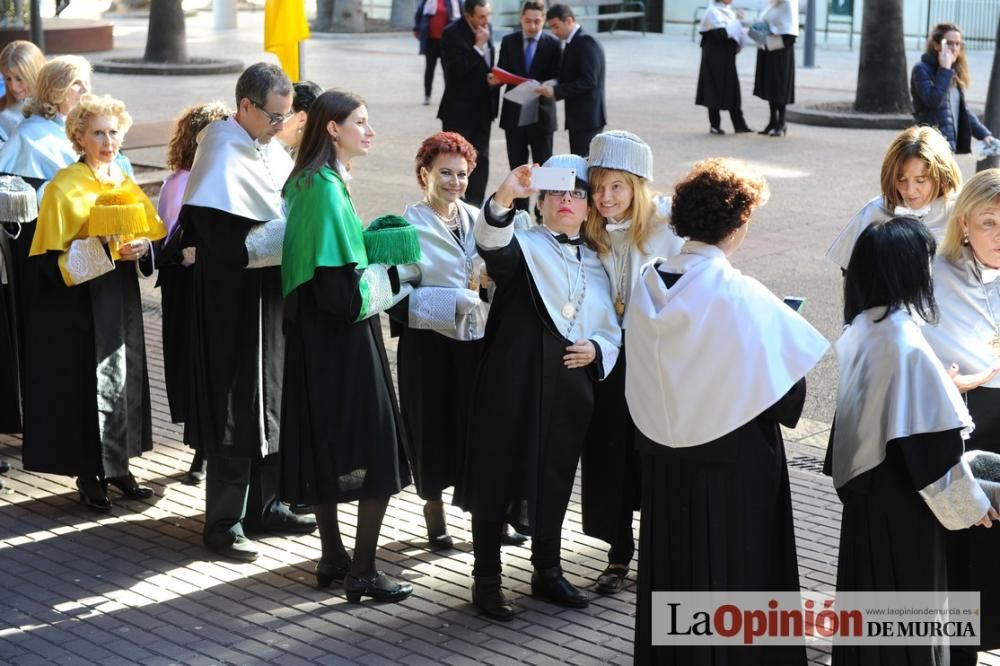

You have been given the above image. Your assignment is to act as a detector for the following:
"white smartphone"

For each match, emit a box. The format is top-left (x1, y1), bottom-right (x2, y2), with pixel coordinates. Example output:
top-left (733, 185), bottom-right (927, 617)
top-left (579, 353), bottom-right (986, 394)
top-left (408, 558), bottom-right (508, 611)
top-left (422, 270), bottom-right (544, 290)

top-left (530, 166), bottom-right (576, 191)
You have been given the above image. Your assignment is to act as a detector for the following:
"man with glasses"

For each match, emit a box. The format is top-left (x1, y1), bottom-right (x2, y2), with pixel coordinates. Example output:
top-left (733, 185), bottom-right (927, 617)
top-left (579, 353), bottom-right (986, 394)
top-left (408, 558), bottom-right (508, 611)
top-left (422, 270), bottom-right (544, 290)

top-left (174, 62), bottom-right (316, 562)
top-left (456, 155), bottom-right (621, 621)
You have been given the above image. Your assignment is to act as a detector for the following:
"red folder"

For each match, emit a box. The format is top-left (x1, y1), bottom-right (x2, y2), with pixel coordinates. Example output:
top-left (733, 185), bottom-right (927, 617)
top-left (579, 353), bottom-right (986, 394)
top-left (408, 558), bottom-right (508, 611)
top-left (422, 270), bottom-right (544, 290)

top-left (492, 67), bottom-right (531, 86)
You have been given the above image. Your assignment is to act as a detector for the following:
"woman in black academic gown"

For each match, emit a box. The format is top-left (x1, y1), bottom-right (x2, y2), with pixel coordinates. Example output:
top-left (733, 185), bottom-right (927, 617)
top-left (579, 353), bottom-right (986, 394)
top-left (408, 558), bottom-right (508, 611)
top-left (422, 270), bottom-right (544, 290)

top-left (696, 0), bottom-right (751, 134)
top-left (829, 215), bottom-right (997, 666)
top-left (753, 0), bottom-right (798, 136)
top-left (921, 169), bottom-right (1000, 666)
top-left (23, 94), bottom-right (165, 511)
top-left (624, 158), bottom-right (827, 665)
top-left (280, 90), bottom-right (413, 603)
top-left (395, 131), bottom-right (486, 549)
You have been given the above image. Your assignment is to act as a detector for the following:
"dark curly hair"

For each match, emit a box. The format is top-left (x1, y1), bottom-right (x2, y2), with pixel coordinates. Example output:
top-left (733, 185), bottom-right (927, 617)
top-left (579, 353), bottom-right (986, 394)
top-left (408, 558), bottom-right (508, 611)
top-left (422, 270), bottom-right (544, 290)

top-left (414, 131), bottom-right (478, 188)
top-left (670, 158), bottom-right (769, 244)
top-left (165, 102), bottom-right (231, 172)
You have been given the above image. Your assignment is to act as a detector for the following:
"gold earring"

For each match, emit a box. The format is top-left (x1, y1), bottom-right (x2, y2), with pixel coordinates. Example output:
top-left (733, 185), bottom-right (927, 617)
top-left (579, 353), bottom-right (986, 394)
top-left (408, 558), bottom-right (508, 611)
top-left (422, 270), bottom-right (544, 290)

top-left (962, 233), bottom-right (970, 246)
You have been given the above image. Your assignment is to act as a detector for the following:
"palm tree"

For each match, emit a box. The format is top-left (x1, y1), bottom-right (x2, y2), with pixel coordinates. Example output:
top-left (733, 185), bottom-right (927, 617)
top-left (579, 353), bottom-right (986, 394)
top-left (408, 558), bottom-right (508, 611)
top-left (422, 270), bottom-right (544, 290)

top-left (978, 16), bottom-right (1000, 172)
top-left (853, 0), bottom-right (909, 113)
top-left (144, 0), bottom-right (187, 63)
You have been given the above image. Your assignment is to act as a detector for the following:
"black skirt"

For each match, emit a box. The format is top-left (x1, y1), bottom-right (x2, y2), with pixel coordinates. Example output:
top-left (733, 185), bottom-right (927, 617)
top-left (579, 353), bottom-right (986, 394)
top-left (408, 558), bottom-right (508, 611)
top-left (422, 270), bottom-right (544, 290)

top-left (0, 231), bottom-right (20, 433)
top-left (753, 35), bottom-right (796, 105)
top-left (396, 326), bottom-right (482, 500)
top-left (633, 389), bottom-right (806, 666)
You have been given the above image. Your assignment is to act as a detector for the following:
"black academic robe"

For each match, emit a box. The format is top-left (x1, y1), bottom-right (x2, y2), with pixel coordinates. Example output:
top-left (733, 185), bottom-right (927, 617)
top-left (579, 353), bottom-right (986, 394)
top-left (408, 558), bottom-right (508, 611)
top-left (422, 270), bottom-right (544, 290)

top-left (580, 344), bottom-right (640, 543)
top-left (395, 324), bottom-right (482, 500)
top-left (22, 255), bottom-right (153, 477)
top-left (0, 230), bottom-right (20, 433)
top-left (949, 386), bottom-right (1000, 660)
top-left (154, 233), bottom-right (191, 424)
top-left (279, 267), bottom-right (410, 505)
top-left (696, 27), bottom-right (742, 110)
top-left (753, 35), bottom-right (796, 105)
top-left (453, 233), bottom-right (603, 534)
top-left (634, 268), bottom-right (806, 666)
top-left (0, 174), bottom-right (45, 432)
top-left (181, 204), bottom-right (283, 458)
top-left (555, 28), bottom-right (607, 131)
top-left (827, 428), bottom-right (962, 666)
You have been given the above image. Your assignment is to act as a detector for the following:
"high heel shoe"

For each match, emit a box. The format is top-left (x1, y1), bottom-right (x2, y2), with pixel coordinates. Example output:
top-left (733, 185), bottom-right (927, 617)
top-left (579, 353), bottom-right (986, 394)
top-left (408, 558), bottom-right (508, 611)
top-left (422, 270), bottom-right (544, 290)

top-left (344, 571), bottom-right (413, 603)
top-left (769, 125), bottom-right (787, 137)
top-left (423, 500), bottom-right (454, 550)
top-left (102, 473), bottom-right (153, 500)
top-left (315, 557), bottom-right (351, 588)
top-left (77, 476), bottom-right (112, 513)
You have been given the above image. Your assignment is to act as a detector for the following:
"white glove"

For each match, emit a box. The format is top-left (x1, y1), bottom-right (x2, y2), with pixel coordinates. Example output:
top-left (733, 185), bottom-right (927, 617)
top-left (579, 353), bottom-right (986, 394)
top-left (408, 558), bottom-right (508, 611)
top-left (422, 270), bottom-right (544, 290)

top-left (456, 288), bottom-right (481, 315)
top-left (181, 247), bottom-right (197, 266)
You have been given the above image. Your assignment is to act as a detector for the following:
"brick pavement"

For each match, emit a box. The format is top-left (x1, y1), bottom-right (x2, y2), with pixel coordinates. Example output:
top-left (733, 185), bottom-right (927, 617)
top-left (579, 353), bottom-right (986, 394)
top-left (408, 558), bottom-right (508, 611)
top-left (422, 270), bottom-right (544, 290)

top-left (2, 284), bottom-right (998, 665)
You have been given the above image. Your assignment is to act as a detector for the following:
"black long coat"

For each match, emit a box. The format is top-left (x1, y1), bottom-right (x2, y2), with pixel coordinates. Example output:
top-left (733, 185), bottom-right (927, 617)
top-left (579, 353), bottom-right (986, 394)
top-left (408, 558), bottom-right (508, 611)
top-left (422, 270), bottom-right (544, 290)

top-left (554, 28), bottom-right (607, 131)
top-left (497, 30), bottom-right (561, 132)
top-left (437, 18), bottom-right (500, 127)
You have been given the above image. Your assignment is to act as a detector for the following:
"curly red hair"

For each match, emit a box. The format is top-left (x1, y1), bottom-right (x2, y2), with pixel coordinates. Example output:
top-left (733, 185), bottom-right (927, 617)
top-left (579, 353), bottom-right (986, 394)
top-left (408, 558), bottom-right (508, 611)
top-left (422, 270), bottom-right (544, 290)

top-left (414, 132), bottom-right (478, 188)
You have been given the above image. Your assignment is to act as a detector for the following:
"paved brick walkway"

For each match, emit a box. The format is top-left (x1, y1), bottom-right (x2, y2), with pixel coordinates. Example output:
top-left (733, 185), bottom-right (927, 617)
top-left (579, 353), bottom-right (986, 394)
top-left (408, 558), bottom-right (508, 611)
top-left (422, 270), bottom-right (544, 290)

top-left (2, 285), bottom-right (1000, 664)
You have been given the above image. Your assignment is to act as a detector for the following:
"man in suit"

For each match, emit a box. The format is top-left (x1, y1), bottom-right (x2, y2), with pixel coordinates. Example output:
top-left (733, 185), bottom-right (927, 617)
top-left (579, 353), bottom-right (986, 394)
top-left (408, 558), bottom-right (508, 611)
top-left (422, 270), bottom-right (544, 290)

top-left (497, 1), bottom-right (561, 211)
top-left (438, 0), bottom-right (501, 206)
top-left (539, 4), bottom-right (606, 156)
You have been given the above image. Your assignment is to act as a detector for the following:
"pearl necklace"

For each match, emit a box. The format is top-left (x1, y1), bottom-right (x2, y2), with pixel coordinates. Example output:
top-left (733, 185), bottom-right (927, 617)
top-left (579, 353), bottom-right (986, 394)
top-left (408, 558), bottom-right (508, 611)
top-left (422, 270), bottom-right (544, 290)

top-left (425, 197), bottom-right (458, 225)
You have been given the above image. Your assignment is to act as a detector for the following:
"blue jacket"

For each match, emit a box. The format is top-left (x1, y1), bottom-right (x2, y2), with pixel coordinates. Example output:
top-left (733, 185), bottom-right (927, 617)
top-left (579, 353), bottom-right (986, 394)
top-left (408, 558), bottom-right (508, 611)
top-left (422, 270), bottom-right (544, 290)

top-left (413, 0), bottom-right (461, 55)
top-left (911, 52), bottom-right (991, 154)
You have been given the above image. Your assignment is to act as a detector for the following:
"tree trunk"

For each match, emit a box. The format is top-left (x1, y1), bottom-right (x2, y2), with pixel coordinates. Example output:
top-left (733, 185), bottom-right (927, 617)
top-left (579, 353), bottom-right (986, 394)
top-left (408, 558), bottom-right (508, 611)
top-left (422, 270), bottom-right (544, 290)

top-left (143, 0), bottom-right (187, 63)
top-left (853, 0), bottom-right (909, 114)
top-left (389, 0), bottom-right (414, 29)
top-left (977, 16), bottom-right (1000, 172)
top-left (334, 0), bottom-right (364, 33)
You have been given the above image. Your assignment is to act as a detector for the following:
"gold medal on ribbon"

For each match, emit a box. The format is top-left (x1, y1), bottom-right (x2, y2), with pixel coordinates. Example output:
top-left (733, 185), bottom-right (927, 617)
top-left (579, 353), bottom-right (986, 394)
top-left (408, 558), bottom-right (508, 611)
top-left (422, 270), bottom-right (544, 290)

top-left (990, 335), bottom-right (1000, 360)
top-left (614, 297), bottom-right (625, 317)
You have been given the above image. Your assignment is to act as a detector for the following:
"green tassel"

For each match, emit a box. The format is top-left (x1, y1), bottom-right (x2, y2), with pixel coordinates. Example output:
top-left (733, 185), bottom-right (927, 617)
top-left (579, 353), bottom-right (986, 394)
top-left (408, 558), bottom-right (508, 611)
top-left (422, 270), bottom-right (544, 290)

top-left (363, 215), bottom-right (423, 265)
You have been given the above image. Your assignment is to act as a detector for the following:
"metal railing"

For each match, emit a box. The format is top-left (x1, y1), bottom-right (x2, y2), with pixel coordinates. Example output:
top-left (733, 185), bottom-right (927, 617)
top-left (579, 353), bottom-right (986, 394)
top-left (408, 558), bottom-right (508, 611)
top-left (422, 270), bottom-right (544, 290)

top-left (926, 0), bottom-right (999, 49)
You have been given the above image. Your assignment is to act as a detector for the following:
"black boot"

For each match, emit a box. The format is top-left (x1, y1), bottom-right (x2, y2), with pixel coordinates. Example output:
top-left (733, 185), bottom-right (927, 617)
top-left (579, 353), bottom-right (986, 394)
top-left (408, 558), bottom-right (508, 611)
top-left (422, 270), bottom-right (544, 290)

top-left (424, 499), bottom-right (454, 550)
top-left (472, 574), bottom-right (516, 621)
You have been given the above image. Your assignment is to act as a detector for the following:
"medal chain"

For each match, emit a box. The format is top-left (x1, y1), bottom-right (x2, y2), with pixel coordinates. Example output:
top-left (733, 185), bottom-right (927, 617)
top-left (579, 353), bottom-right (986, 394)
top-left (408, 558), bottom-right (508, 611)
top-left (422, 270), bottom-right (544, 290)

top-left (559, 240), bottom-right (586, 338)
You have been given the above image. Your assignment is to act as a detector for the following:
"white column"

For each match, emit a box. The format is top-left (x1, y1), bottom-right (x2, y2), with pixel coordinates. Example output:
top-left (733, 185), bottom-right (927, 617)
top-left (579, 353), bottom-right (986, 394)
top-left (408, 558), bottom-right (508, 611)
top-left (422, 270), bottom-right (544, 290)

top-left (213, 0), bottom-right (238, 30)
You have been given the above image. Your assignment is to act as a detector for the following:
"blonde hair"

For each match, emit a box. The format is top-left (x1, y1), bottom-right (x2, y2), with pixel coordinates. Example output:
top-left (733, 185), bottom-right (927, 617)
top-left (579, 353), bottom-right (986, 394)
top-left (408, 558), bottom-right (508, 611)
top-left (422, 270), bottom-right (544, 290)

top-left (166, 102), bottom-right (230, 171)
top-left (880, 126), bottom-right (962, 210)
top-left (940, 169), bottom-right (1000, 263)
top-left (65, 94), bottom-right (132, 155)
top-left (0, 41), bottom-right (44, 112)
top-left (584, 167), bottom-right (657, 256)
top-left (23, 55), bottom-right (91, 120)
top-left (927, 23), bottom-right (970, 90)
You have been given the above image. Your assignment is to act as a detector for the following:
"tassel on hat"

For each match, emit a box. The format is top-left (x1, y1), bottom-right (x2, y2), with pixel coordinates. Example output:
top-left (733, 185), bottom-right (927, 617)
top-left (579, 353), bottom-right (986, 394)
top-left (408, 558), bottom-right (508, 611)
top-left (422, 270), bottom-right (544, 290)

top-left (363, 214), bottom-right (422, 266)
top-left (89, 188), bottom-right (150, 237)
top-left (0, 175), bottom-right (38, 223)
top-left (588, 130), bottom-right (653, 181)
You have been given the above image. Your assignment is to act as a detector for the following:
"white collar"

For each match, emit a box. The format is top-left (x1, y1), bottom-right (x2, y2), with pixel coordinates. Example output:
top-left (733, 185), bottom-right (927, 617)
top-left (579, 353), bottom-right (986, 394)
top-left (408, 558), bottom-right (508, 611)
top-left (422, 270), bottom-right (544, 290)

top-left (564, 24), bottom-right (581, 43)
top-left (894, 204), bottom-right (932, 218)
top-left (973, 256), bottom-right (1000, 284)
top-left (605, 217), bottom-right (631, 232)
top-left (336, 160), bottom-right (352, 183)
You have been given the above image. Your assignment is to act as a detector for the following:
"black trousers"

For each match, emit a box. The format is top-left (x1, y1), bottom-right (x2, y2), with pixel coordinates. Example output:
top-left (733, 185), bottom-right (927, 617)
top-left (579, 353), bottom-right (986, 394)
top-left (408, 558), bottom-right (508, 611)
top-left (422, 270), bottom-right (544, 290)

top-left (504, 125), bottom-right (554, 211)
top-left (708, 108), bottom-right (748, 131)
top-left (443, 120), bottom-right (491, 207)
top-left (203, 452), bottom-right (281, 546)
top-left (423, 38), bottom-right (441, 99)
top-left (569, 126), bottom-right (602, 157)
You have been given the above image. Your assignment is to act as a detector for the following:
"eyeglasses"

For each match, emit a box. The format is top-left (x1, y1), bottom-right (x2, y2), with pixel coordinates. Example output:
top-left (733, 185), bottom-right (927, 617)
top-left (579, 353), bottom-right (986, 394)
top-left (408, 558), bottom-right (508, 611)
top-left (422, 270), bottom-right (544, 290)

top-left (253, 101), bottom-right (295, 126)
top-left (542, 189), bottom-right (588, 200)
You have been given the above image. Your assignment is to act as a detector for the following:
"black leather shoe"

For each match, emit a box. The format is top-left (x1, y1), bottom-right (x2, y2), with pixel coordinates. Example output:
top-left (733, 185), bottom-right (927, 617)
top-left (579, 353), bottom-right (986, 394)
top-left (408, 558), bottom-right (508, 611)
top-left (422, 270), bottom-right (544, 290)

top-left (595, 565), bottom-right (629, 595)
top-left (344, 571), bottom-right (413, 603)
top-left (186, 451), bottom-right (206, 485)
top-left (758, 123), bottom-right (775, 135)
top-left (472, 575), bottom-right (516, 621)
top-left (531, 566), bottom-right (589, 608)
top-left (245, 508), bottom-right (317, 535)
top-left (500, 523), bottom-right (527, 547)
top-left (709, 127), bottom-right (725, 135)
top-left (424, 501), bottom-right (454, 550)
top-left (315, 556), bottom-right (351, 588)
top-left (103, 473), bottom-right (153, 500)
top-left (77, 476), bottom-right (112, 513)
top-left (734, 126), bottom-right (754, 134)
top-left (0, 460), bottom-right (9, 474)
top-left (205, 535), bottom-right (259, 562)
